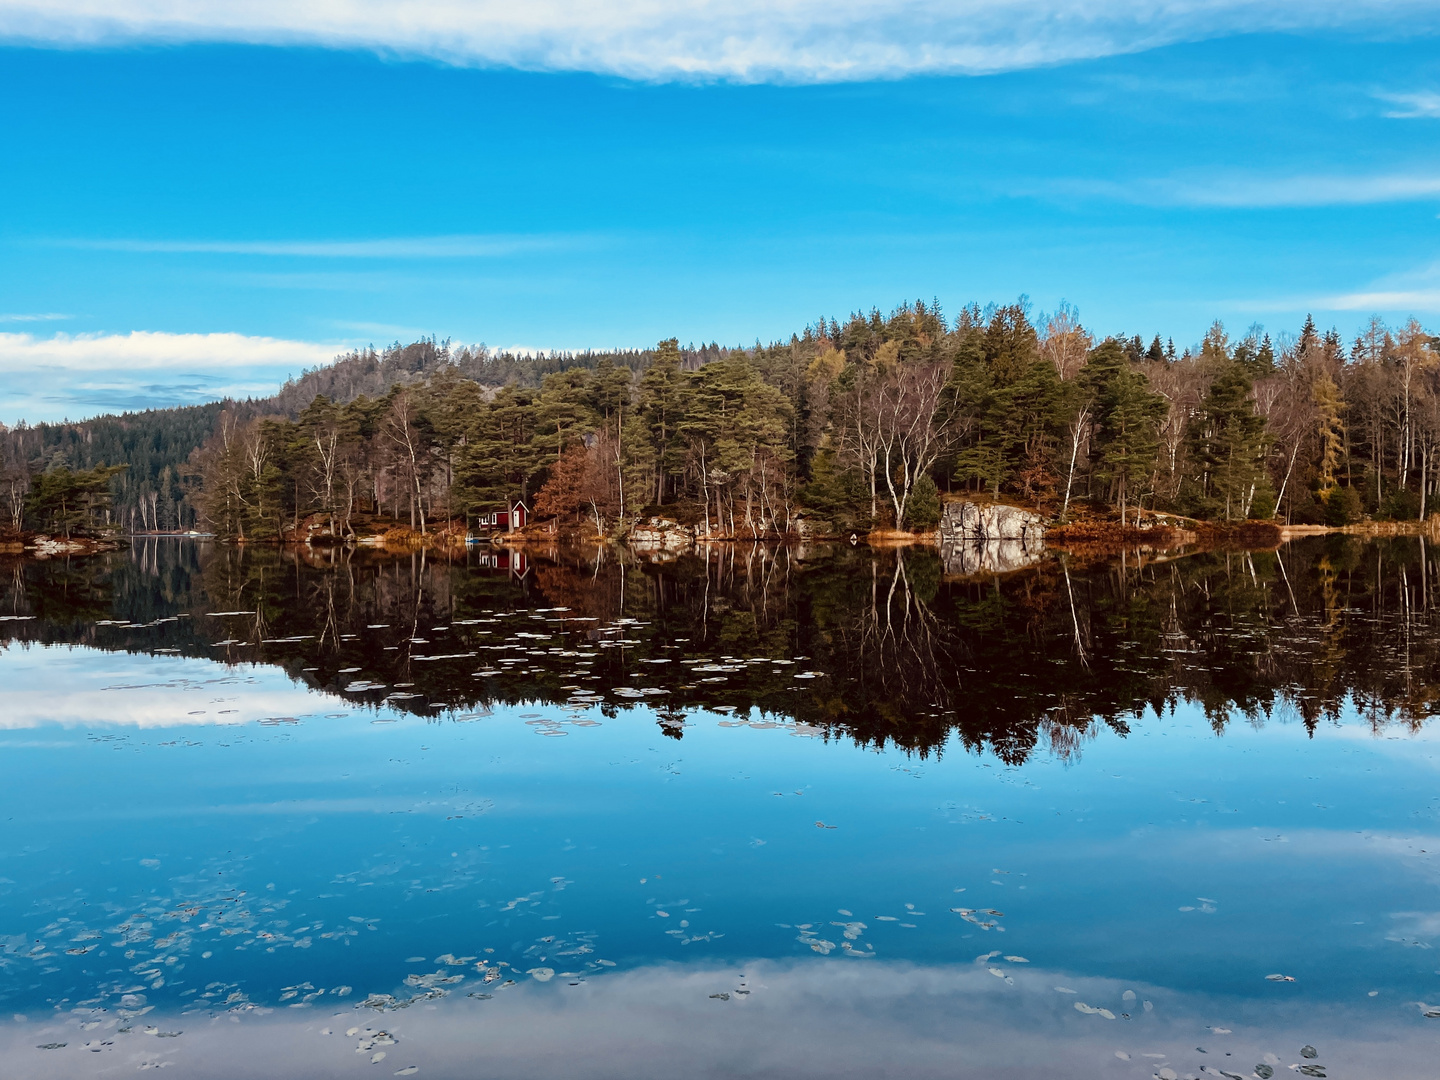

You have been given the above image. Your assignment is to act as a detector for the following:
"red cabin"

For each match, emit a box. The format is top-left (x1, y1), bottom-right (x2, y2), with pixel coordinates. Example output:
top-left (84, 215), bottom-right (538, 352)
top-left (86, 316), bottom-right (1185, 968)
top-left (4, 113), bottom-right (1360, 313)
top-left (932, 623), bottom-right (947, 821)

top-left (475, 500), bottom-right (529, 532)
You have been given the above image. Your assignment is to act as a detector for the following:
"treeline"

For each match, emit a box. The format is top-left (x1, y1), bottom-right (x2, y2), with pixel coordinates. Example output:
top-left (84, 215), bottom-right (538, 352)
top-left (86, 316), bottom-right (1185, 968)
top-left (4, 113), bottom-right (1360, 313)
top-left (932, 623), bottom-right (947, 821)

top-left (1, 404), bottom-right (226, 534)
top-left (185, 300), bottom-right (1440, 541)
top-left (0, 339), bottom-right (698, 535)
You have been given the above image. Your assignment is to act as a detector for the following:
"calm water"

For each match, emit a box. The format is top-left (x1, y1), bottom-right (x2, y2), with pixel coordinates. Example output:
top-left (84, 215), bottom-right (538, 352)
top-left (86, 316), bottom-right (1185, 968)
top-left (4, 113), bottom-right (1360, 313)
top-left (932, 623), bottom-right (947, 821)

top-left (1, 538), bottom-right (1438, 1078)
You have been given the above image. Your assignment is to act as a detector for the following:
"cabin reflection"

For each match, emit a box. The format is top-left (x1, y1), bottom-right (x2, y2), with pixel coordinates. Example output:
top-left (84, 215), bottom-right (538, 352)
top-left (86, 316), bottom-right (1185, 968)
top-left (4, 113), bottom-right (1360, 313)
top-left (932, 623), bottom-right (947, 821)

top-left (473, 549), bottom-right (530, 579)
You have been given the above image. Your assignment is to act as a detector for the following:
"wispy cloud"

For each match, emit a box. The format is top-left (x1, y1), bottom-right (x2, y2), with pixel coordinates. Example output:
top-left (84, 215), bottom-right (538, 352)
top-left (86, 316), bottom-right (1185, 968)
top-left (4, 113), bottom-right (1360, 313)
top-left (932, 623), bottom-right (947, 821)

top-left (1315, 259), bottom-right (1440, 313)
top-left (1378, 90), bottom-right (1440, 118)
top-left (1054, 171), bottom-right (1440, 208)
top-left (1, 1), bottom-right (1436, 83)
top-left (1165, 173), bottom-right (1440, 208)
top-left (0, 312), bottom-right (72, 322)
top-left (54, 233), bottom-right (581, 258)
top-left (1232, 261), bottom-right (1440, 318)
top-left (1325, 289), bottom-right (1440, 312)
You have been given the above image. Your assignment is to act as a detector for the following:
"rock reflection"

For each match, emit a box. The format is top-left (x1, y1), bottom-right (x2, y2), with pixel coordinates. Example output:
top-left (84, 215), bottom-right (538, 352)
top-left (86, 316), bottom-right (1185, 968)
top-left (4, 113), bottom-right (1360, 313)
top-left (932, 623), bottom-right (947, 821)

top-left (3, 535), bottom-right (1440, 761)
top-left (939, 538), bottom-right (1047, 576)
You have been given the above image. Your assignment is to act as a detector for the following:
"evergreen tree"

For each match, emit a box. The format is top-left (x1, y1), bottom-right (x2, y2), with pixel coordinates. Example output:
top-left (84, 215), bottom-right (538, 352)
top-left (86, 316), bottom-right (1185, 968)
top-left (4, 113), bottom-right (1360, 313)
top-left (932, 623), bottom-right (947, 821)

top-left (1083, 340), bottom-right (1165, 523)
top-left (638, 338), bottom-right (688, 503)
top-left (904, 472), bottom-right (942, 530)
top-left (1183, 361), bottom-right (1272, 519)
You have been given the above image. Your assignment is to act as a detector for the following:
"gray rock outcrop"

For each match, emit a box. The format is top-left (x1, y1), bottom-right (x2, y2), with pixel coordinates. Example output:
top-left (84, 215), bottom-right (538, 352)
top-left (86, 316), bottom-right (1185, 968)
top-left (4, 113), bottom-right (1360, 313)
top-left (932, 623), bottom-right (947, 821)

top-left (938, 501), bottom-right (1046, 543)
top-left (627, 518), bottom-right (696, 554)
top-left (937, 501), bottom-right (1048, 576)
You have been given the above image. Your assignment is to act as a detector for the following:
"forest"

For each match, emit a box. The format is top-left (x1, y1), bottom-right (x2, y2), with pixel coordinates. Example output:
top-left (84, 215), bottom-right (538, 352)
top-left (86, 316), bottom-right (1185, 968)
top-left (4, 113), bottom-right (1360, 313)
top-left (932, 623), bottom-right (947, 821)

top-left (2, 300), bottom-right (1437, 540)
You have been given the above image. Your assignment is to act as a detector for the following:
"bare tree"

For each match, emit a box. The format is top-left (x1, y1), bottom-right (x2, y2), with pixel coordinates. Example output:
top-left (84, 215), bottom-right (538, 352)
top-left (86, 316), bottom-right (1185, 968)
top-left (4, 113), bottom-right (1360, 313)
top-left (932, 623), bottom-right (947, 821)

top-left (383, 390), bottom-right (431, 534)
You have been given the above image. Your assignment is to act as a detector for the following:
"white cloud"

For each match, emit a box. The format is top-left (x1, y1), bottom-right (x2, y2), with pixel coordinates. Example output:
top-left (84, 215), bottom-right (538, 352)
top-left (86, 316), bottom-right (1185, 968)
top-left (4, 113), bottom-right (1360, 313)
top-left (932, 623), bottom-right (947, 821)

top-left (0, 312), bottom-right (71, 322)
top-left (0, 330), bottom-right (343, 423)
top-left (0, 329), bottom-right (338, 372)
top-left (0, 1), bottom-right (1435, 83)
top-left (1379, 90), bottom-right (1440, 118)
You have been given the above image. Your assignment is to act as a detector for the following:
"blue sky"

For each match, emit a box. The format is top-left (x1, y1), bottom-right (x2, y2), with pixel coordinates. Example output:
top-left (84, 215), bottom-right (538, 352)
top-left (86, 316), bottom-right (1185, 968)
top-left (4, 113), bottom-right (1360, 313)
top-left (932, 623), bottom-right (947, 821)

top-left (2, 3), bottom-right (1440, 423)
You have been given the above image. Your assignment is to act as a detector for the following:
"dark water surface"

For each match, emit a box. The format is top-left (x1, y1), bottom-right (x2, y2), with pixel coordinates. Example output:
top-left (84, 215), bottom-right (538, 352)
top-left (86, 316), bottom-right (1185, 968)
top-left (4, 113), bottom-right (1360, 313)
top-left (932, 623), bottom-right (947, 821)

top-left (1, 538), bottom-right (1438, 1078)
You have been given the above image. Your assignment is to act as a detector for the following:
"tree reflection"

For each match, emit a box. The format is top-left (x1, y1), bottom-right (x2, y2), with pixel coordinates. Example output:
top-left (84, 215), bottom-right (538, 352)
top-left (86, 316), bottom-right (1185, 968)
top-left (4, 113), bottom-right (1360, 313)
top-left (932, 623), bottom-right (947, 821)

top-left (2, 535), bottom-right (1438, 761)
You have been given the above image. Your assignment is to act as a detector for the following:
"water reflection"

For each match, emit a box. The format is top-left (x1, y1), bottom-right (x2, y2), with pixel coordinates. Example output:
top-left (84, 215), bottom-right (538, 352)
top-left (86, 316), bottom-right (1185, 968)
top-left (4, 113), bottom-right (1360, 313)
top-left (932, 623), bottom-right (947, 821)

top-left (3, 539), bottom-right (1440, 1077)
top-left (939, 536), bottom-right (1047, 576)
top-left (3, 535), bottom-right (1438, 759)
top-left (3, 958), bottom-right (1431, 1079)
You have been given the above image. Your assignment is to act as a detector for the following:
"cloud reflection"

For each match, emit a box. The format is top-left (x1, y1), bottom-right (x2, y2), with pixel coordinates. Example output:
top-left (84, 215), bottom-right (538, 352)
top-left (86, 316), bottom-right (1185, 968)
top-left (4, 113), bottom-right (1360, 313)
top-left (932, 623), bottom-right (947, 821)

top-left (0, 644), bottom-right (325, 729)
top-left (1, 959), bottom-right (1430, 1078)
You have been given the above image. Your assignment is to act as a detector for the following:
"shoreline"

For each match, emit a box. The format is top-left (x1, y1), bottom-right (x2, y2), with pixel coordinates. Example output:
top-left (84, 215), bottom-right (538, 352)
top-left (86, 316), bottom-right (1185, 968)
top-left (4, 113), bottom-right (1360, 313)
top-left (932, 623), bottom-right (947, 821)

top-left (7, 516), bottom-right (1440, 562)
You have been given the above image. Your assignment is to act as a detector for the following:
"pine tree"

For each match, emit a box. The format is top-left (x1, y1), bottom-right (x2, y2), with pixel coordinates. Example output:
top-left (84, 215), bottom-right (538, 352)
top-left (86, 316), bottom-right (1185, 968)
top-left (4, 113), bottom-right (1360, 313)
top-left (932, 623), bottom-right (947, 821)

top-left (638, 338), bottom-right (687, 503)
top-left (1083, 339), bottom-right (1165, 524)
top-left (1183, 362), bottom-right (1271, 520)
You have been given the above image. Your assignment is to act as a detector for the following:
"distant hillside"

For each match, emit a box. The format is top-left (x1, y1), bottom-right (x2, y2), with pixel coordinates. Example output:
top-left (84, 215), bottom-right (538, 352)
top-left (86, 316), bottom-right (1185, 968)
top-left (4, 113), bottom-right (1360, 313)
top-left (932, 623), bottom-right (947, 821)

top-left (0, 338), bottom-right (724, 531)
top-left (269, 339), bottom-right (689, 413)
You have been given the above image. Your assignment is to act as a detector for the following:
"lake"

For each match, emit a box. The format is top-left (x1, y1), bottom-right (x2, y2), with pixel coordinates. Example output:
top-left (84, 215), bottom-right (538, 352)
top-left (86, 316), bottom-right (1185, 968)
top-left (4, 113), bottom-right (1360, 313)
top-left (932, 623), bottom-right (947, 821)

top-left (0, 537), bottom-right (1437, 1078)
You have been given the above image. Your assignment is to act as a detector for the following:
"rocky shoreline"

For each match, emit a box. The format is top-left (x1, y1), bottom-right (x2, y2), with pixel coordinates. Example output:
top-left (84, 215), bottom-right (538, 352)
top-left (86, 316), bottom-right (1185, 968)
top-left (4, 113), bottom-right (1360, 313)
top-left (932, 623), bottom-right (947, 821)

top-left (0, 533), bottom-right (126, 558)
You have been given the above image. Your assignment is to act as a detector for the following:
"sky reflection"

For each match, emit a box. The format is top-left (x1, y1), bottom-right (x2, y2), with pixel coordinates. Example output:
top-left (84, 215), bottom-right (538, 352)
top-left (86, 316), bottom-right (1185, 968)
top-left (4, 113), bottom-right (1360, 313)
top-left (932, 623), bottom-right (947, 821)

top-left (2, 544), bottom-right (1440, 1076)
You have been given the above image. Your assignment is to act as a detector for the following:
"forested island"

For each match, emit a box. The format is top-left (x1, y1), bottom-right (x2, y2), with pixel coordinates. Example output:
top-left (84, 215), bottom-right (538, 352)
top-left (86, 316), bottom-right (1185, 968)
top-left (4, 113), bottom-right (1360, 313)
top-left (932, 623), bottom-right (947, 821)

top-left (2, 300), bottom-right (1437, 546)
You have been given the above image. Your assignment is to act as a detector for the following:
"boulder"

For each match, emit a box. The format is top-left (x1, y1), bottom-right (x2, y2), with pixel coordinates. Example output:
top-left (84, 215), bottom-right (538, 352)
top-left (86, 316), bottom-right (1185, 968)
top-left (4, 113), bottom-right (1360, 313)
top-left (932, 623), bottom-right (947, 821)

top-left (937, 501), bottom-right (1046, 543)
top-left (937, 501), bottom-right (1048, 576)
top-left (628, 517), bottom-right (695, 553)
